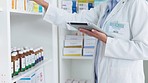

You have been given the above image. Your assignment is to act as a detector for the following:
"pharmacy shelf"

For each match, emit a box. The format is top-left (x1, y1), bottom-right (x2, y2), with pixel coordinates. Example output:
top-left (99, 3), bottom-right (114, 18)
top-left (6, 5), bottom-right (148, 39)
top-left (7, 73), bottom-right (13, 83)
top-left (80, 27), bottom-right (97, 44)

top-left (10, 10), bottom-right (43, 15)
top-left (62, 56), bottom-right (94, 60)
top-left (12, 60), bottom-right (52, 82)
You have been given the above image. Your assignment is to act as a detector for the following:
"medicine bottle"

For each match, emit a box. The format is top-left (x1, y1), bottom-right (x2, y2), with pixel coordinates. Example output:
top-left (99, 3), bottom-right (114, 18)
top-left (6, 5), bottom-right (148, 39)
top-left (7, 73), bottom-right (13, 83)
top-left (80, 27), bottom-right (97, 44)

top-left (26, 49), bottom-right (31, 69)
top-left (16, 49), bottom-right (21, 73)
top-left (11, 53), bottom-right (14, 77)
top-left (30, 48), bottom-right (35, 67)
top-left (26, 49), bottom-right (31, 68)
top-left (24, 50), bottom-right (29, 70)
top-left (34, 49), bottom-right (38, 65)
top-left (40, 47), bottom-right (44, 61)
top-left (12, 47), bottom-right (17, 53)
top-left (37, 48), bottom-right (41, 63)
top-left (37, 48), bottom-right (41, 62)
top-left (11, 52), bottom-right (19, 76)
top-left (19, 51), bottom-right (26, 72)
top-left (23, 50), bottom-right (27, 70)
top-left (36, 49), bottom-right (39, 64)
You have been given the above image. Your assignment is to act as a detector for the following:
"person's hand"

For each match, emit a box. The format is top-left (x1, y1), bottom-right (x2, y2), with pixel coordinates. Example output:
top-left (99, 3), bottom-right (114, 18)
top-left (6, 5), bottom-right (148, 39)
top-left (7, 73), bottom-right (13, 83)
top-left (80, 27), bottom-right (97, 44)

top-left (33, 0), bottom-right (49, 10)
top-left (79, 28), bottom-right (107, 43)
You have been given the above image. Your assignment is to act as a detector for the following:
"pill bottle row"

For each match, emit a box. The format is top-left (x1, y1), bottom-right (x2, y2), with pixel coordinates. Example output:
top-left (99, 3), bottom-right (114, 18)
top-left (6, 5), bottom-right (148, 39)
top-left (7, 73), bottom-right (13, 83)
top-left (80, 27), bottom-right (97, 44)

top-left (11, 47), bottom-right (44, 77)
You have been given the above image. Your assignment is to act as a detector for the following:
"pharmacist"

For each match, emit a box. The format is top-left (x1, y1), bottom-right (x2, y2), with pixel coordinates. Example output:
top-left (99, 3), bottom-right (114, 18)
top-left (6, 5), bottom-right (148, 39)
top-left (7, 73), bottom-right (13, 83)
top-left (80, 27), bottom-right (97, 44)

top-left (33, 0), bottom-right (148, 83)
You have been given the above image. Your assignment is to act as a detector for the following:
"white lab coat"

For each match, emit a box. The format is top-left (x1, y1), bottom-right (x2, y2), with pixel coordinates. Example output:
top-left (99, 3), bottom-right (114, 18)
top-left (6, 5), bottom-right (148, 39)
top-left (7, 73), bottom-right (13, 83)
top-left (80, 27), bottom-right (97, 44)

top-left (43, 0), bottom-right (148, 83)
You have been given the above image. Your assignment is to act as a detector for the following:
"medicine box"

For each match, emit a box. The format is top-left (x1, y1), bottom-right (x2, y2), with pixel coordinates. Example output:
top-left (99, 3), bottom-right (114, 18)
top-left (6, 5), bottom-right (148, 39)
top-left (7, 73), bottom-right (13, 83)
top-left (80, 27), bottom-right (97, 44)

top-left (64, 48), bottom-right (82, 56)
top-left (16, 73), bottom-right (36, 83)
top-left (16, 68), bottom-right (45, 83)
top-left (64, 40), bottom-right (83, 48)
top-left (78, 3), bottom-right (88, 13)
top-left (84, 36), bottom-right (97, 48)
top-left (83, 48), bottom-right (95, 56)
top-left (65, 35), bottom-right (83, 40)
top-left (61, 0), bottom-right (72, 13)
top-left (84, 39), bottom-right (96, 48)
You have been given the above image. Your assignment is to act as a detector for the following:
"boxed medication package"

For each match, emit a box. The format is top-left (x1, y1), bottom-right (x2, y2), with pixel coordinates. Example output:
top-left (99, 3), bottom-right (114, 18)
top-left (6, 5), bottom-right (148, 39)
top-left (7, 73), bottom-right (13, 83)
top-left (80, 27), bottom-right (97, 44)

top-left (16, 73), bottom-right (36, 83)
top-left (83, 48), bottom-right (95, 56)
top-left (64, 48), bottom-right (82, 56)
top-left (65, 35), bottom-right (83, 40)
top-left (84, 39), bottom-right (96, 48)
top-left (64, 40), bottom-right (83, 48)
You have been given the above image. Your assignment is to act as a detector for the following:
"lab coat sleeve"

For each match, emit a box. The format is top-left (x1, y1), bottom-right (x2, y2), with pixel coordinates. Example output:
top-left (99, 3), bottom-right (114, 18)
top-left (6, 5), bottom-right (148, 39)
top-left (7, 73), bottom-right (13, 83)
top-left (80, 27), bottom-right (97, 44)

top-left (43, 3), bottom-right (103, 29)
top-left (104, 0), bottom-right (148, 60)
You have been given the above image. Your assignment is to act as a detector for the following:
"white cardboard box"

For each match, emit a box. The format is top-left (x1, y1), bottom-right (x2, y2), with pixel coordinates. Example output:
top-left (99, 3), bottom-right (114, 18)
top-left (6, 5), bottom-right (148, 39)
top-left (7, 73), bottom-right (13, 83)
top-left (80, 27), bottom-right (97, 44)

top-left (83, 48), bottom-right (95, 56)
top-left (64, 40), bottom-right (83, 47)
top-left (65, 35), bottom-right (83, 40)
top-left (16, 73), bottom-right (36, 83)
top-left (84, 39), bottom-right (96, 48)
top-left (64, 48), bottom-right (82, 56)
top-left (61, 1), bottom-right (72, 13)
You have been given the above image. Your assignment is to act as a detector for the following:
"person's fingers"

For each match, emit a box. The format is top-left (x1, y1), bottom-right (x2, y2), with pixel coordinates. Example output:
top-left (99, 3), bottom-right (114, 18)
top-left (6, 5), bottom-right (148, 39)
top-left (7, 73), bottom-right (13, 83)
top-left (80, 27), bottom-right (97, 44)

top-left (92, 29), bottom-right (102, 35)
top-left (79, 29), bottom-right (99, 38)
top-left (79, 29), bottom-right (93, 36)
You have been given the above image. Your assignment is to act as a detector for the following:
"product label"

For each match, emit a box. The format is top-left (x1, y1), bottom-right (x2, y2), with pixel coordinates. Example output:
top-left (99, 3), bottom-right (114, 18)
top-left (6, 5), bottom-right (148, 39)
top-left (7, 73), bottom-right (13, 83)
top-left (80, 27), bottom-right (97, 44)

top-left (35, 54), bottom-right (37, 61)
top-left (17, 59), bottom-right (20, 71)
top-left (39, 53), bottom-right (42, 58)
top-left (11, 62), bottom-right (13, 74)
top-left (22, 58), bottom-right (26, 68)
top-left (37, 54), bottom-right (39, 60)
top-left (25, 56), bottom-right (28, 66)
top-left (42, 52), bottom-right (44, 57)
top-left (15, 60), bottom-right (18, 72)
top-left (29, 55), bottom-right (32, 65)
top-left (32, 54), bottom-right (35, 63)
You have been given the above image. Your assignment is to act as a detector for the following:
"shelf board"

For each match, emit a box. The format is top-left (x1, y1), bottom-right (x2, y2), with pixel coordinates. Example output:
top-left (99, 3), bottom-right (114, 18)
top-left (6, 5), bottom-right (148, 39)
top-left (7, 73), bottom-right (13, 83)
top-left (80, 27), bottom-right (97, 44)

top-left (62, 56), bottom-right (93, 60)
top-left (12, 60), bottom-right (52, 82)
top-left (10, 10), bottom-right (43, 15)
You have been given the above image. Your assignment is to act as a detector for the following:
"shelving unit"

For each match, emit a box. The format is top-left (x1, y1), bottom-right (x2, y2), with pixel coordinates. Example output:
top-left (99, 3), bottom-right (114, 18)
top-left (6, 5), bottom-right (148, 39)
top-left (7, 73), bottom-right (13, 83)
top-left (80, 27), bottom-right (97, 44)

top-left (12, 60), bottom-right (52, 82)
top-left (0, 0), bottom-right (58, 83)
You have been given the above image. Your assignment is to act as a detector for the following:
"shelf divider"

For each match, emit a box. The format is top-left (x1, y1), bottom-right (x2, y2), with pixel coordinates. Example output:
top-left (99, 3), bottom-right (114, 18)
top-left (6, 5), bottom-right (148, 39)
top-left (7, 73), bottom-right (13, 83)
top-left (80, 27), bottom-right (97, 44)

top-left (12, 60), bottom-right (52, 82)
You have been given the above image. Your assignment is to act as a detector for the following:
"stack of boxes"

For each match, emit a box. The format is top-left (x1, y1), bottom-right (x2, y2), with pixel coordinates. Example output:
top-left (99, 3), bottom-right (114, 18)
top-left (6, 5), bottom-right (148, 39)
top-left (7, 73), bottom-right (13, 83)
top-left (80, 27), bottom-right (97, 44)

top-left (10, 0), bottom-right (43, 13)
top-left (64, 35), bottom-right (97, 57)
top-left (64, 35), bottom-right (83, 56)
top-left (83, 35), bottom-right (97, 56)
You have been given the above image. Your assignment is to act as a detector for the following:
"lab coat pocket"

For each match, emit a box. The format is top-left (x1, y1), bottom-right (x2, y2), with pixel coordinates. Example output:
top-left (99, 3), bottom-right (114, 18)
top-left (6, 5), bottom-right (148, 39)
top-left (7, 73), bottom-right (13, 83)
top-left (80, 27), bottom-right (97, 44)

top-left (108, 65), bottom-right (131, 83)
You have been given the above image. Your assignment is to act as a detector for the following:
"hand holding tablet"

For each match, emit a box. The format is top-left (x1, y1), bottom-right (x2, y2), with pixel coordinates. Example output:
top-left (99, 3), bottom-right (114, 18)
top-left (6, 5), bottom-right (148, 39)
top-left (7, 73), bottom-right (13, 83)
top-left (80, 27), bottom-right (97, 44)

top-left (67, 22), bottom-right (112, 37)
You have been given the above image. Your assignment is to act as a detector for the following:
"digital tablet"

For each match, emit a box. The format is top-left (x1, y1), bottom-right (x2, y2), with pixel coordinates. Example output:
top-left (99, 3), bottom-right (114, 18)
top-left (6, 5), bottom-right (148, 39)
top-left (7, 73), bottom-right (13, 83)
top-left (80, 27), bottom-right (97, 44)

top-left (67, 22), bottom-right (108, 35)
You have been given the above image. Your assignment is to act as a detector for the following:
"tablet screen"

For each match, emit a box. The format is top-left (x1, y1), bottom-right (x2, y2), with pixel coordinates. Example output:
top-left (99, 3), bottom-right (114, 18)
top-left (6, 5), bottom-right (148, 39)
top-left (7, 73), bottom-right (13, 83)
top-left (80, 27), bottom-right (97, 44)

top-left (68, 22), bottom-right (88, 25)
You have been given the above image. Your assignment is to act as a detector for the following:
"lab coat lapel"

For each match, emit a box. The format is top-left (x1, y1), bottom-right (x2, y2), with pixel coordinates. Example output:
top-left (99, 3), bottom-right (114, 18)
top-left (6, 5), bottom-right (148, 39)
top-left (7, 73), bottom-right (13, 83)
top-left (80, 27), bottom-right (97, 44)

top-left (103, 0), bottom-right (127, 28)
